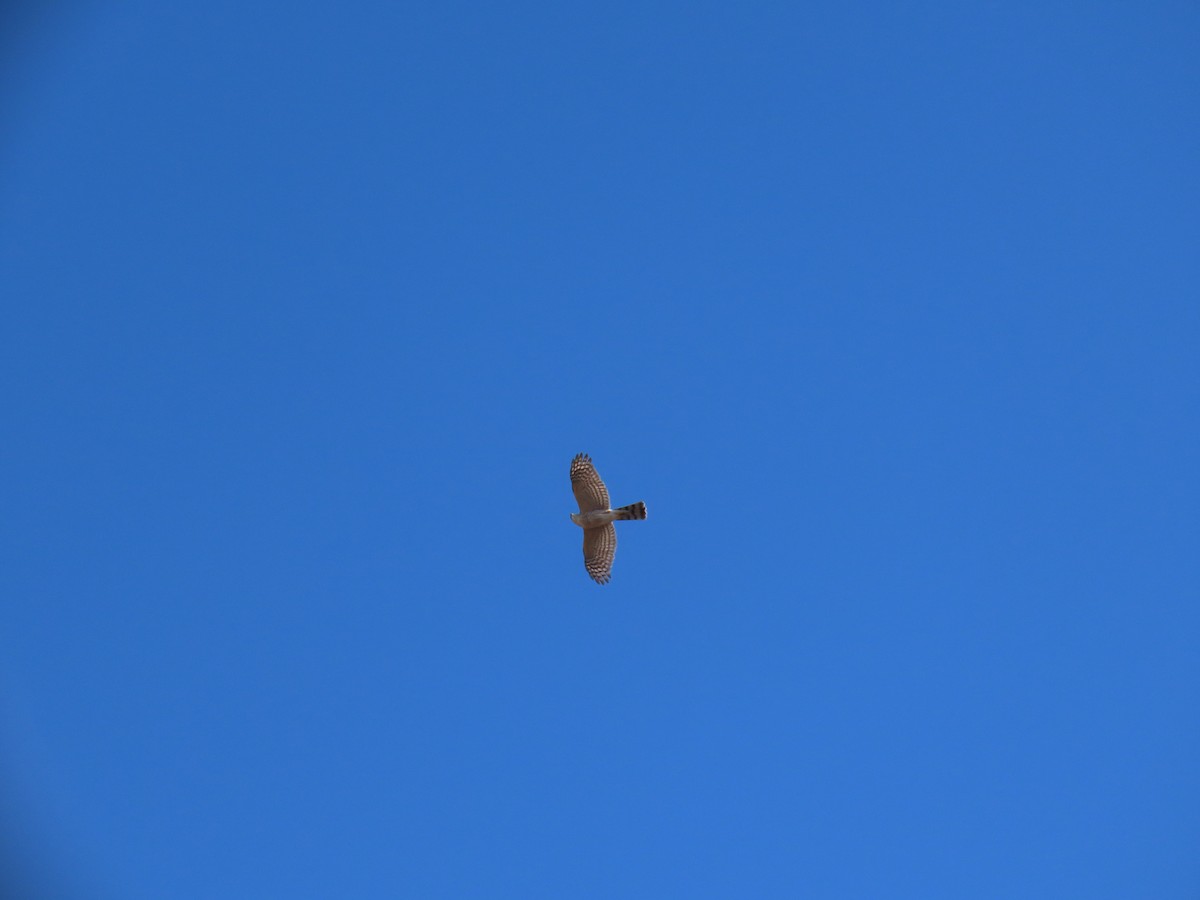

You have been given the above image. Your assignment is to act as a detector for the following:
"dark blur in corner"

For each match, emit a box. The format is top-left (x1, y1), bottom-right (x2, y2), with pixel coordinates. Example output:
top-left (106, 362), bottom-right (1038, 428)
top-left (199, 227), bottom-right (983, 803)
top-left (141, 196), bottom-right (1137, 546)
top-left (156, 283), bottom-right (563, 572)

top-left (2, 10), bottom-right (96, 895)
top-left (0, 3), bottom-right (92, 160)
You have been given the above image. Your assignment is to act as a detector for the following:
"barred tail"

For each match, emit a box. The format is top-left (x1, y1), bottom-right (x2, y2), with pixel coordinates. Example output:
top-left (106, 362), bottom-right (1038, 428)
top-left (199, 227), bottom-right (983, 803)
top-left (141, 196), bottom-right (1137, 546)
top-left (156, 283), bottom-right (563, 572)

top-left (614, 501), bottom-right (647, 521)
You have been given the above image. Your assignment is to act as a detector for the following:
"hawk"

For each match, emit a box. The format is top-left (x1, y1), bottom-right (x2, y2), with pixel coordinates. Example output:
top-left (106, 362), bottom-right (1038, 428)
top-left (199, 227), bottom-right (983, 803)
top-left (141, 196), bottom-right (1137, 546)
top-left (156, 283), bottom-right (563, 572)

top-left (569, 452), bottom-right (647, 584)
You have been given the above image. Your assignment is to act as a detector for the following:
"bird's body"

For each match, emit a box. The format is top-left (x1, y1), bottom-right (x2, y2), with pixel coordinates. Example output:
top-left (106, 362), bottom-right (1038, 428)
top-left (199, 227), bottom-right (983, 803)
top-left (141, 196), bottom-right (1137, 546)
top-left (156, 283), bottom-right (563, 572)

top-left (569, 453), bottom-right (647, 584)
top-left (570, 504), bottom-right (646, 529)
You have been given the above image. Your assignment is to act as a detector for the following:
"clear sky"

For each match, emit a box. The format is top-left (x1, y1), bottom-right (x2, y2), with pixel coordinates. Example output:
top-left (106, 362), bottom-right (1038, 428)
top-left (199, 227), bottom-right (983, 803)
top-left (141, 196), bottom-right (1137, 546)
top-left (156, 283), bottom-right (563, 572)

top-left (1, 2), bottom-right (1197, 898)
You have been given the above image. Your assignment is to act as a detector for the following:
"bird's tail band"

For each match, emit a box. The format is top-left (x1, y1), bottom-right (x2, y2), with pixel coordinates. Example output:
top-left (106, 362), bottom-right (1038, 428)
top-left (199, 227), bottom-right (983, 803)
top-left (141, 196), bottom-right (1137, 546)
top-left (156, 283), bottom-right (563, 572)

top-left (614, 502), bottom-right (647, 520)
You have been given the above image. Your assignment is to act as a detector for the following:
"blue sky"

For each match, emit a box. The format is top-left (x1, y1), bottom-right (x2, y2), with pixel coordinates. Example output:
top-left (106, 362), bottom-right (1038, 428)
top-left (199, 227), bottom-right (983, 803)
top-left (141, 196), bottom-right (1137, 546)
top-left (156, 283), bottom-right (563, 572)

top-left (1, 2), bottom-right (1197, 897)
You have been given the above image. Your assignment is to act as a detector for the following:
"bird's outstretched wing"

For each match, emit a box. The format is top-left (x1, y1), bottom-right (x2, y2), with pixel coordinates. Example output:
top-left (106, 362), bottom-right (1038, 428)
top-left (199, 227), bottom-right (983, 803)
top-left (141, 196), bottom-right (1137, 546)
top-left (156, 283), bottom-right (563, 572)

top-left (582, 524), bottom-right (617, 584)
top-left (570, 452), bottom-right (610, 513)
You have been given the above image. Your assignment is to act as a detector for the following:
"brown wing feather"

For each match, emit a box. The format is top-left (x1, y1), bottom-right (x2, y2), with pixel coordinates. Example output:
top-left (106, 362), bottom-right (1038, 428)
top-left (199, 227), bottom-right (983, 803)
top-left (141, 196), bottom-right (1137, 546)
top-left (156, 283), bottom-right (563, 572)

top-left (570, 452), bottom-right (610, 513)
top-left (582, 524), bottom-right (617, 584)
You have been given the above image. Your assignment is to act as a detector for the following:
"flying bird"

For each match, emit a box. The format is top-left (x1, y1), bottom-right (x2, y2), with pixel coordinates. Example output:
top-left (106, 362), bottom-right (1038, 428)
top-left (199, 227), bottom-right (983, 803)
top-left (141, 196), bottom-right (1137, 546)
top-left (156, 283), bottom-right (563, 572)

top-left (569, 452), bottom-right (647, 584)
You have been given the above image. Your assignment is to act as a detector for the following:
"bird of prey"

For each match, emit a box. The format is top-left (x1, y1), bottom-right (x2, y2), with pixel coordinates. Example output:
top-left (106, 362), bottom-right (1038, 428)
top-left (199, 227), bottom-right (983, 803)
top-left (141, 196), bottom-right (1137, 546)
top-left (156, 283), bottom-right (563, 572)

top-left (569, 452), bottom-right (647, 584)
